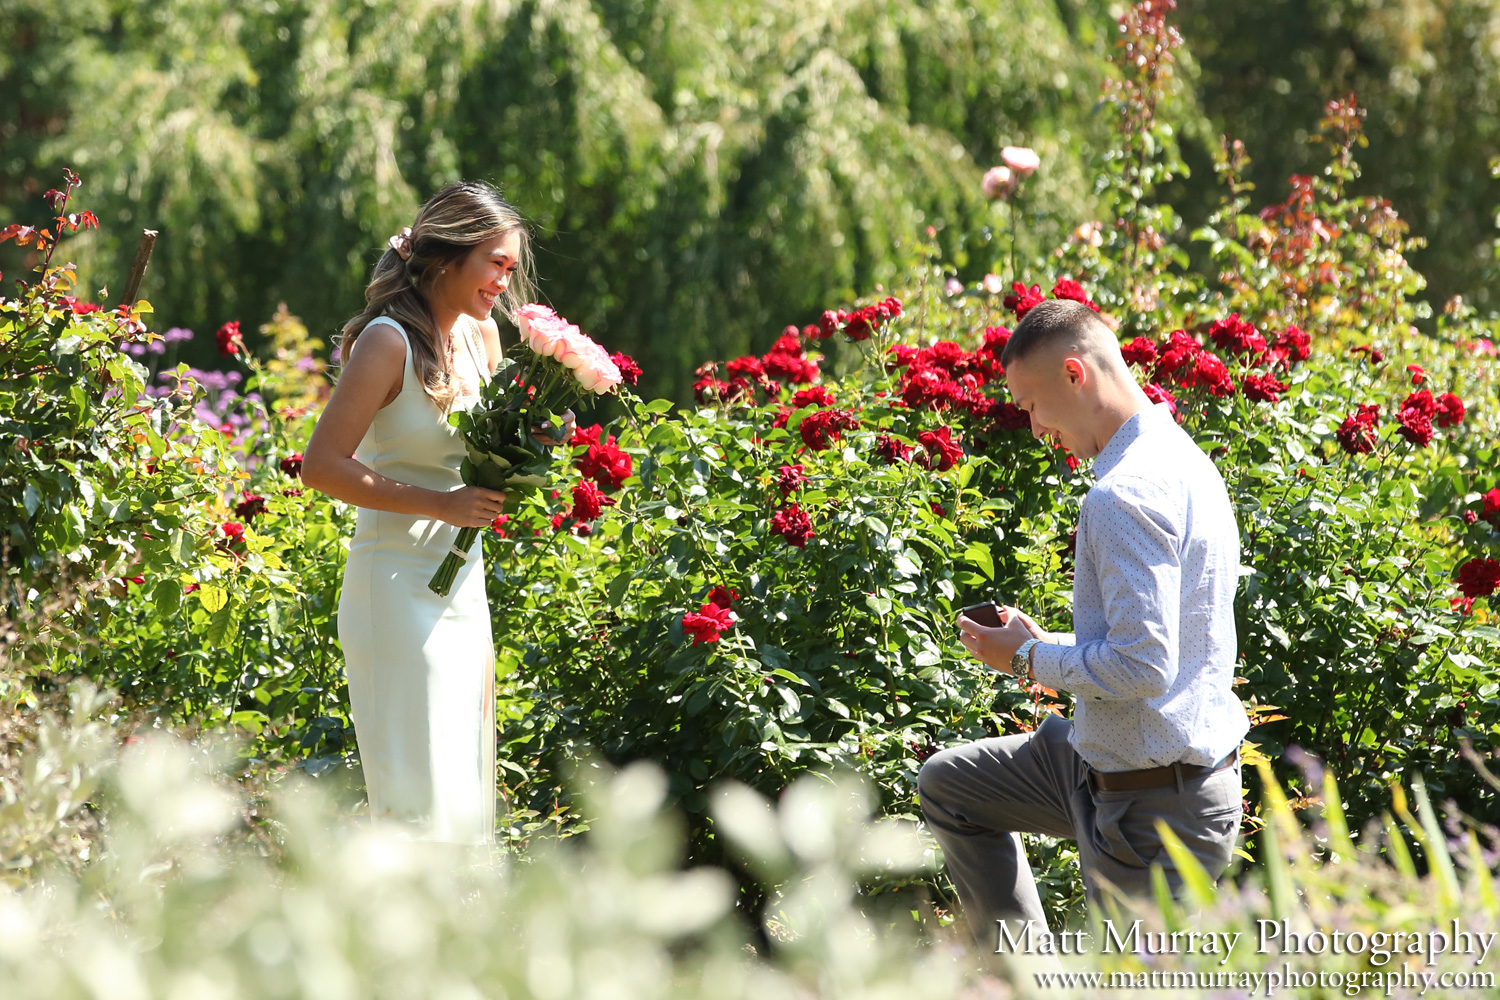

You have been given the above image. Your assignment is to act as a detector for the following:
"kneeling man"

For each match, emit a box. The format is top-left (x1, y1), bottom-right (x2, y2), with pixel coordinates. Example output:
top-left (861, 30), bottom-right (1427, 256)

top-left (919, 299), bottom-right (1248, 944)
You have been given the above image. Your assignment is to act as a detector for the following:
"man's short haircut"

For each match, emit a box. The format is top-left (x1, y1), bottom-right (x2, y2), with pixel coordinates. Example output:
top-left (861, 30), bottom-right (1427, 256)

top-left (1000, 298), bottom-right (1116, 370)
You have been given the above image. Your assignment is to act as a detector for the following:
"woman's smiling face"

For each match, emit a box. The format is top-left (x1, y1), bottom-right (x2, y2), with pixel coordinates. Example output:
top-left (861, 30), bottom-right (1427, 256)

top-left (433, 229), bottom-right (523, 321)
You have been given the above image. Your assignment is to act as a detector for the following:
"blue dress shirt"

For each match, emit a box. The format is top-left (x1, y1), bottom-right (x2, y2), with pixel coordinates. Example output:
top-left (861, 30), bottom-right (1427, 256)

top-left (1029, 402), bottom-right (1250, 772)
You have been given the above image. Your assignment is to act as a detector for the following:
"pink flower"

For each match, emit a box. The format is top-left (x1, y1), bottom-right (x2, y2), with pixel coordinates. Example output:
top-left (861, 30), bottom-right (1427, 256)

top-left (573, 344), bottom-right (623, 394)
top-left (1001, 146), bottom-right (1041, 176)
top-left (1142, 383), bottom-right (1177, 417)
top-left (983, 273), bottom-right (1005, 294)
top-left (516, 303), bottom-right (574, 358)
top-left (945, 278), bottom-right (964, 297)
top-left (981, 165), bottom-right (1015, 200)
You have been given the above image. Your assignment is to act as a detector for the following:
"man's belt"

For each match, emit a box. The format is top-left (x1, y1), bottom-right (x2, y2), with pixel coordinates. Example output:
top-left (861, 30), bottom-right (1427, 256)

top-left (1086, 750), bottom-right (1239, 793)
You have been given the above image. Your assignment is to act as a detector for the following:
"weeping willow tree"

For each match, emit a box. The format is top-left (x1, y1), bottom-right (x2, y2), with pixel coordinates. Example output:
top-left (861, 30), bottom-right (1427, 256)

top-left (2, 0), bottom-right (1120, 397)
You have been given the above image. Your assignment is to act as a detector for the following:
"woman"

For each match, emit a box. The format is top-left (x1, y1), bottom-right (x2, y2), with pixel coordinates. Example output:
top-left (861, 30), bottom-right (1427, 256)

top-left (303, 181), bottom-right (555, 844)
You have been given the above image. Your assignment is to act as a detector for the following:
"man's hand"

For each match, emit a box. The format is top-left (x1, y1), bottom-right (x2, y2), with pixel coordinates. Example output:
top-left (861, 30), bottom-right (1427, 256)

top-left (957, 605), bottom-right (1039, 676)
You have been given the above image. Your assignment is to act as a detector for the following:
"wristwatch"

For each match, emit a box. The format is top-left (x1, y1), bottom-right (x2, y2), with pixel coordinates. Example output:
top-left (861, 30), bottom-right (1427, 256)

top-left (1012, 638), bottom-right (1040, 680)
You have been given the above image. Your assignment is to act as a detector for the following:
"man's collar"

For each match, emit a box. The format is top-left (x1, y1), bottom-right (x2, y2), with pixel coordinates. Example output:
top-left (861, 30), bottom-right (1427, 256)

top-left (1091, 402), bottom-right (1172, 479)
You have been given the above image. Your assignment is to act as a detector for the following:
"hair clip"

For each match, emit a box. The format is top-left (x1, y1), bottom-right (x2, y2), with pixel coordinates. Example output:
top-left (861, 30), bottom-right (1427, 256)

top-left (388, 227), bottom-right (414, 261)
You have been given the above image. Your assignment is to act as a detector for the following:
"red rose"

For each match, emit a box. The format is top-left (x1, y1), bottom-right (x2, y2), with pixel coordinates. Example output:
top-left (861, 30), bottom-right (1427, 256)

top-left (875, 434), bottom-right (913, 464)
top-left (1208, 314), bottom-right (1267, 360)
top-left (799, 408), bottom-right (858, 451)
top-left (1455, 558), bottom-right (1500, 599)
top-left (1003, 282), bottom-right (1044, 319)
top-left (682, 602), bottom-right (735, 645)
top-left (215, 321), bottom-right (244, 357)
top-left (1274, 325), bottom-right (1310, 363)
top-left (1435, 392), bottom-right (1465, 428)
top-left (885, 344), bottom-right (919, 370)
top-left (693, 373), bottom-right (729, 402)
top-left (577, 437), bottom-right (633, 491)
top-left (706, 585), bottom-right (739, 609)
top-left (1406, 364), bottom-right (1426, 385)
top-left (609, 352), bottom-right (642, 387)
top-left (1049, 278), bottom-right (1100, 312)
top-left (571, 423), bottom-right (604, 449)
top-left (791, 386), bottom-right (836, 409)
top-left (235, 492), bottom-right (267, 519)
top-left (491, 513), bottom-right (510, 537)
top-left (279, 453), bottom-right (304, 478)
top-left (1336, 404), bottom-right (1381, 454)
top-left (771, 504), bottom-right (815, 548)
top-left (221, 521), bottom-right (246, 546)
top-left (1351, 344), bottom-right (1385, 364)
top-left (570, 479), bottom-right (616, 521)
top-left (726, 355), bottom-right (766, 381)
top-left (1183, 352), bottom-right (1235, 397)
top-left (989, 399), bottom-right (1032, 431)
top-left (917, 425), bottom-right (965, 472)
top-left (1480, 488), bottom-right (1500, 525)
top-left (776, 463), bottom-right (808, 497)
top-left (1154, 329), bottom-right (1201, 383)
top-left (1241, 373), bottom-right (1289, 404)
top-left (1397, 389), bottom-right (1437, 446)
top-left (1120, 337), bottom-right (1158, 368)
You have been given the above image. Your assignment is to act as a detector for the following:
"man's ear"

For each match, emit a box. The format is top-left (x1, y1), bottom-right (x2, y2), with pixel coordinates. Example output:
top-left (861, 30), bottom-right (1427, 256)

top-left (1063, 356), bottom-right (1088, 386)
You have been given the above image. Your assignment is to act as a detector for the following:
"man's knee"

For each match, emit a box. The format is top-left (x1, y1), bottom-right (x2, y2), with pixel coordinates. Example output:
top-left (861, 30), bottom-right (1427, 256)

top-left (916, 745), bottom-right (967, 812)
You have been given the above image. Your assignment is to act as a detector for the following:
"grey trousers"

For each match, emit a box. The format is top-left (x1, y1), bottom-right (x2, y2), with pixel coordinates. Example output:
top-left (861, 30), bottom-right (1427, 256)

top-left (917, 715), bottom-right (1242, 944)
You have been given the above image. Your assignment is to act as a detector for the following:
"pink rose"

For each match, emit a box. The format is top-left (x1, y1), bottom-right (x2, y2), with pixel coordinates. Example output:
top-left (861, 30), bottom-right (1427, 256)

top-left (983, 273), bottom-right (1005, 294)
top-left (517, 303), bottom-right (575, 359)
top-left (1001, 145), bottom-right (1040, 176)
top-left (574, 347), bottom-right (623, 394)
top-left (981, 165), bottom-right (1015, 200)
top-left (552, 329), bottom-right (596, 370)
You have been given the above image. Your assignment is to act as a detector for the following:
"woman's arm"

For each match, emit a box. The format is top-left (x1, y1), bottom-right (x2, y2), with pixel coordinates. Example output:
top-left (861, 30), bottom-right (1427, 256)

top-left (302, 323), bottom-right (506, 528)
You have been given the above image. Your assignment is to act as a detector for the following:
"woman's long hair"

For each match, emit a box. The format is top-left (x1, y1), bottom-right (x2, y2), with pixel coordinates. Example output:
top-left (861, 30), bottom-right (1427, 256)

top-left (340, 181), bottom-right (534, 410)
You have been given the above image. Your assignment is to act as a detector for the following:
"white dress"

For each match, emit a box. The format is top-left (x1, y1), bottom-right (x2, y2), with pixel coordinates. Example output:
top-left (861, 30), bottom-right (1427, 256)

top-left (337, 316), bottom-right (496, 844)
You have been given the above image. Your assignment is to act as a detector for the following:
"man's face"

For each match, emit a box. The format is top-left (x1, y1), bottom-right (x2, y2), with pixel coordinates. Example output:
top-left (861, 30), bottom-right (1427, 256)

top-left (1005, 352), bottom-right (1097, 459)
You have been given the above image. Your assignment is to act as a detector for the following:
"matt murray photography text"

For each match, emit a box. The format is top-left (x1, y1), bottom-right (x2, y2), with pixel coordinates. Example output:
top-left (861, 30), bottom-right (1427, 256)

top-left (997, 919), bottom-right (1497, 968)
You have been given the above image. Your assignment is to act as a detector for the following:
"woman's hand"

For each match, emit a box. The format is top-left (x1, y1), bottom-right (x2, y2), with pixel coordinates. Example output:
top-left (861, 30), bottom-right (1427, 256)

top-left (438, 486), bottom-right (509, 528)
top-left (530, 407), bottom-right (577, 447)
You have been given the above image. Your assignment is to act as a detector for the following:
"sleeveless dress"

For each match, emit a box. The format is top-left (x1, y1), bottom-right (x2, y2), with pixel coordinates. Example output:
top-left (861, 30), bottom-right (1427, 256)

top-left (337, 316), bottom-right (496, 845)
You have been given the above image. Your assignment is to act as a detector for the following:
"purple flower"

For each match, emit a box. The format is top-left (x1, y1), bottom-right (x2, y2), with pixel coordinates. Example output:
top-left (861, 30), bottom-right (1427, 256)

top-left (163, 327), bottom-right (194, 343)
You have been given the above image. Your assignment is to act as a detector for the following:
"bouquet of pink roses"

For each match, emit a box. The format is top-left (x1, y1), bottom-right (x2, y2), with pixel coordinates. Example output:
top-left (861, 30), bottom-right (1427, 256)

top-left (428, 304), bottom-right (625, 595)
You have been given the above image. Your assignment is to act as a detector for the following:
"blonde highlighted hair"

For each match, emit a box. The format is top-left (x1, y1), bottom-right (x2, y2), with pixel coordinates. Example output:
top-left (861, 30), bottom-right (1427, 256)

top-left (341, 181), bottom-right (534, 410)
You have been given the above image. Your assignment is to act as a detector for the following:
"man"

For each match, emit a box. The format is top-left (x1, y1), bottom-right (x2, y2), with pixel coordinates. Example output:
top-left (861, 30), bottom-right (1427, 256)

top-left (918, 299), bottom-right (1248, 944)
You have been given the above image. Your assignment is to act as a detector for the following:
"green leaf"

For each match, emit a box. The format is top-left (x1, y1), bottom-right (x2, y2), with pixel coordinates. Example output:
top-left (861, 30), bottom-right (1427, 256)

top-left (207, 597), bottom-right (241, 649)
top-left (606, 571), bottom-right (632, 607)
top-left (22, 482), bottom-right (40, 517)
top-left (168, 529), bottom-right (191, 565)
top-left (864, 594), bottom-right (892, 616)
top-left (153, 578), bottom-right (181, 616)
top-left (641, 398), bottom-right (674, 415)
top-left (963, 542), bottom-right (995, 581)
top-left (196, 585), bottom-right (228, 614)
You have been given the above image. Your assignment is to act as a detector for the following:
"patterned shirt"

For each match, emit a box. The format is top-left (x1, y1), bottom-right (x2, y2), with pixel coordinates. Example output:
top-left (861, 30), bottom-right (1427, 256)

top-left (1030, 403), bottom-right (1249, 772)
